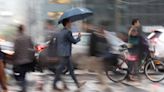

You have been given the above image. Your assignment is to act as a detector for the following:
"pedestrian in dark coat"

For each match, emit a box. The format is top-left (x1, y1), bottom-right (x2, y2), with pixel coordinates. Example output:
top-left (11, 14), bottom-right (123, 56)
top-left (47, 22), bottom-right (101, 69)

top-left (53, 18), bottom-right (85, 91)
top-left (13, 25), bottom-right (35, 92)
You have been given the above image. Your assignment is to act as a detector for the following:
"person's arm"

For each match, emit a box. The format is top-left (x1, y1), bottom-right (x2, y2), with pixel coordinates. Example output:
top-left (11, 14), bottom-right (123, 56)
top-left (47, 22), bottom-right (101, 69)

top-left (29, 37), bottom-right (34, 48)
top-left (128, 26), bottom-right (134, 36)
top-left (89, 33), bottom-right (96, 56)
top-left (67, 31), bottom-right (80, 44)
top-left (13, 39), bottom-right (19, 60)
top-left (128, 26), bottom-right (134, 48)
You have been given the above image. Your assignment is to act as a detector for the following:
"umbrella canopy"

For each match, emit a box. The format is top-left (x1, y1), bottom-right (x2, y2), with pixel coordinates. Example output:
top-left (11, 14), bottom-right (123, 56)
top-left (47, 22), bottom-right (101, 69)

top-left (58, 7), bottom-right (93, 24)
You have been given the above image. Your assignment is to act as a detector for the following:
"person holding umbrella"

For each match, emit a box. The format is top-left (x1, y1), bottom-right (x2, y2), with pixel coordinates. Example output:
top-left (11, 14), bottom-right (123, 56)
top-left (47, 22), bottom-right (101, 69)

top-left (53, 18), bottom-right (81, 90)
top-left (53, 7), bottom-right (93, 91)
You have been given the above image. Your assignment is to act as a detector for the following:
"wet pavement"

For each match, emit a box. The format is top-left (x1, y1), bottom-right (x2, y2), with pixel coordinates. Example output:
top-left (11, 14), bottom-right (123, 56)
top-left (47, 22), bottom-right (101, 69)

top-left (7, 70), bottom-right (164, 92)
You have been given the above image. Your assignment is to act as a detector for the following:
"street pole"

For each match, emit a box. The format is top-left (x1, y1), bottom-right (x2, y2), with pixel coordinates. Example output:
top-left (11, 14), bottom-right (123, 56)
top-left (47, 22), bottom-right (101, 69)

top-left (114, 0), bottom-right (121, 32)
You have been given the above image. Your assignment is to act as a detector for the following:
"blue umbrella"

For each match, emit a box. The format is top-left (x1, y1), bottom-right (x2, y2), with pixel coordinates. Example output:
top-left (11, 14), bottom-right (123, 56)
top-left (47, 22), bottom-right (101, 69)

top-left (58, 7), bottom-right (93, 24)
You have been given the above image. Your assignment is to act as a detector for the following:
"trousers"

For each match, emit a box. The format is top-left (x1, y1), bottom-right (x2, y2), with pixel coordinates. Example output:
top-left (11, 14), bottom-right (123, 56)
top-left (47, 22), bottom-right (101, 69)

top-left (53, 56), bottom-right (79, 87)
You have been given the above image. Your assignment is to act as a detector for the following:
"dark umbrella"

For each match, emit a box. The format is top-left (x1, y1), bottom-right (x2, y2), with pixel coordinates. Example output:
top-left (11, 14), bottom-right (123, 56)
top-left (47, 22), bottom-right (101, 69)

top-left (58, 7), bottom-right (93, 24)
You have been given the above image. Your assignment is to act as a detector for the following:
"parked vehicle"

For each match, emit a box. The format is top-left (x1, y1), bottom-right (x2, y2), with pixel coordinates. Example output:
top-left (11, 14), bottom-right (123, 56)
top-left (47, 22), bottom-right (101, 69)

top-left (72, 32), bottom-right (90, 54)
top-left (0, 39), bottom-right (14, 64)
top-left (148, 29), bottom-right (164, 58)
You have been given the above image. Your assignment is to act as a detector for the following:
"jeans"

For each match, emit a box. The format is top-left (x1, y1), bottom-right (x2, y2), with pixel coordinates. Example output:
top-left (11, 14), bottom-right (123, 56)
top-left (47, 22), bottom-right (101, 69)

top-left (53, 56), bottom-right (79, 88)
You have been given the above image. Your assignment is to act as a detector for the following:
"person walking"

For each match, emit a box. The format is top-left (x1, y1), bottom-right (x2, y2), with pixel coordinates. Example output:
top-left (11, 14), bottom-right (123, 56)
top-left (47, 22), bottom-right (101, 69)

top-left (44, 19), bottom-right (58, 42)
top-left (44, 19), bottom-right (58, 58)
top-left (53, 18), bottom-right (83, 91)
top-left (89, 26), bottom-right (119, 67)
top-left (0, 49), bottom-right (7, 92)
top-left (13, 25), bottom-right (35, 92)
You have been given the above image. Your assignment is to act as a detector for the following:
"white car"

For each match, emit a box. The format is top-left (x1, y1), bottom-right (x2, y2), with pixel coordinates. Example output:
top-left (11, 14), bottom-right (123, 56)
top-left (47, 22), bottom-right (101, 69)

top-left (72, 32), bottom-right (90, 54)
top-left (104, 31), bottom-right (127, 54)
top-left (72, 31), bottom-right (127, 54)
top-left (0, 39), bottom-right (14, 55)
top-left (147, 29), bottom-right (164, 58)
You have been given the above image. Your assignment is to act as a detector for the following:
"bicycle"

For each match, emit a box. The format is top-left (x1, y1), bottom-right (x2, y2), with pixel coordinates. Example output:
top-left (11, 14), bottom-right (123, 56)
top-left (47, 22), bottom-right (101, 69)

top-left (105, 45), bottom-right (129, 82)
top-left (105, 44), bottom-right (164, 82)
top-left (137, 43), bottom-right (164, 82)
top-left (144, 51), bottom-right (164, 82)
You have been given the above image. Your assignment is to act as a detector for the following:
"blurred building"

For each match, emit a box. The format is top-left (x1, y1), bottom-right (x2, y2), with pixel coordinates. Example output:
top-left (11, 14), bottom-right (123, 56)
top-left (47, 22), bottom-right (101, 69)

top-left (27, 0), bottom-right (85, 43)
top-left (85, 0), bottom-right (164, 32)
top-left (41, 0), bottom-right (84, 23)
top-left (84, 0), bottom-right (115, 31)
top-left (13, 0), bottom-right (164, 42)
top-left (0, 0), bottom-right (27, 27)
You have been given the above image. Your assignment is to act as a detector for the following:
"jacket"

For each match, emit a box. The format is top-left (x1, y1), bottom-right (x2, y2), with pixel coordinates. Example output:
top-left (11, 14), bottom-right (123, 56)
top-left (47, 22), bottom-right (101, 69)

top-left (13, 33), bottom-right (35, 65)
top-left (56, 28), bottom-right (80, 57)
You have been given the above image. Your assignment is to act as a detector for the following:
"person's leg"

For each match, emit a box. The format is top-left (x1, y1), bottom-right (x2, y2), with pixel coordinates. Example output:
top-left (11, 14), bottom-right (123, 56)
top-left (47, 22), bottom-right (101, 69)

top-left (97, 71), bottom-right (112, 92)
top-left (67, 57), bottom-right (80, 88)
top-left (97, 71), bottom-right (106, 85)
top-left (13, 65), bottom-right (27, 92)
top-left (133, 61), bottom-right (140, 79)
top-left (128, 61), bottom-right (140, 81)
top-left (53, 57), bottom-right (67, 89)
top-left (18, 70), bottom-right (26, 92)
top-left (18, 75), bottom-right (26, 92)
top-left (0, 61), bottom-right (7, 92)
top-left (128, 61), bottom-right (135, 80)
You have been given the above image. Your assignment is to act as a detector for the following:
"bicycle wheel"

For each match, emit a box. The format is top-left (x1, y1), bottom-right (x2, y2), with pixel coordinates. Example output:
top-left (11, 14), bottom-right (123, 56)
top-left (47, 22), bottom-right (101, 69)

top-left (145, 60), bottom-right (164, 82)
top-left (105, 58), bottom-right (128, 82)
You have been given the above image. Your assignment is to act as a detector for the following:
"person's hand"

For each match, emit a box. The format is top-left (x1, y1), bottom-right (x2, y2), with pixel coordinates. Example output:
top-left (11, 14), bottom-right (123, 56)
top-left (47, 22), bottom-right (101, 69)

top-left (78, 32), bottom-right (81, 38)
top-left (128, 43), bottom-right (133, 48)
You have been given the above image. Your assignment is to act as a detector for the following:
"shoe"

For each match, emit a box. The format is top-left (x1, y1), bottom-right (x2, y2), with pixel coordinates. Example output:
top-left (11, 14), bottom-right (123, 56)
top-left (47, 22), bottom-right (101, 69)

top-left (53, 86), bottom-right (63, 91)
top-left (18, 90), bottom-right (26, 92)
top-left (129, 78), bottom-right (138, 81)
top-left (103, 87), bottom-right (112, 92)
top-left (18, 88), bottom-right (26, 92)
top-left (78, 81), bottom-right (86, 88)
top-left (63, 84), bottom-right (69, 90)
top-left (127, 75), bottom-right (138, 81)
